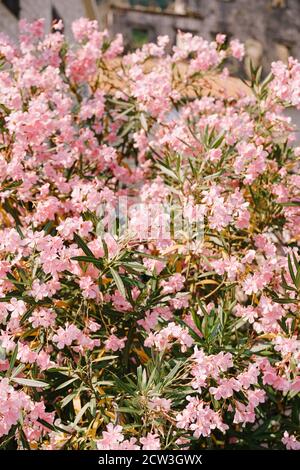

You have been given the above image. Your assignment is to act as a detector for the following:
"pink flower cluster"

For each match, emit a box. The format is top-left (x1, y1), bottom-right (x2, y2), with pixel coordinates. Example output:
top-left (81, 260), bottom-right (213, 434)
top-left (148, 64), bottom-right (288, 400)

top-left (96, 424), bottom-right (160, 450)
top-left (0, 378), bottom-right (54, 441)
top-left (176, 396), bottom-right (229, 438)
top-left (0, 18), bottom-right (299, 450)
top-left (144, 322), bottom-right (194, 352)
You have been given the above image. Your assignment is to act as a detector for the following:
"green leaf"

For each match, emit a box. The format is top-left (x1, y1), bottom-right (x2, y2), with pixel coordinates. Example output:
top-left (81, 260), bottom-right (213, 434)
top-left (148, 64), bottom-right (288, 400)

top-left (191, 309), bottom-right (202, 331)
top-left (55, 376), bottom-right (79, 390)
top-left (37, 418), bottom-right (72, 435)
top-left (140, 113), bottom-right (148, 132)
top-left (71, 255), bottom-right (103, 269)
top-left (43, 221), bottom-right (55, 235)
top-left (156, 163), bottom-right (179, 182)
top-left (295, 267), bottom-right (300, 289)
top-left (122, 261), bottom-right (146, 273)
top-left (211, 132), bottom-right (225, 149)
top-left (74, 402), bottom-right (90, 426)
top-left (288, 254), bottom-right (296, 285)
top-left (11, 377), bottom-right (49, 388)
top-left (7, 343), bottom-right (18, 376)
top-left (20, 305), bottom-right (36, 325)
top-left (10, 363), bottom-right (26, 379)
top-left (91, 355), bottom-right (118, 363)
top-left (117, 406), bottom-right (143, 415)
top-left (73, 233), bottom-right (94, 258)
top-left (279, 201), bottom-right (300, 207)
top-left (18, 427), bottom-right (30, 450)
top-left (272, 297), bottom-right (297, 304)
top-left (291, 251), bottom-right (300, 289)
top-left (162, 361), bottom-right (185, 388)
top-left (119, 120), bottom-right (135, 138)
top-left (110, 267), bottom-right (126, 298)
top-left (101, 236), bottom-right (109, 259)
top-left (0, 346), bottom-right (5, 361)
top-left (95, 380), bottom-right (114, 386)
top-left (61, 391), bottom-right (77, 408)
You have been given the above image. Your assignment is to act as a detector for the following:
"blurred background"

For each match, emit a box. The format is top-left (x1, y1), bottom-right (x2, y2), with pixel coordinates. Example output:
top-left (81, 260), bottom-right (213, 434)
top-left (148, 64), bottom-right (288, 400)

top-left (0, 0), bottom-right (300, 75)
top-left (0, 0), bottom-right (300, 134)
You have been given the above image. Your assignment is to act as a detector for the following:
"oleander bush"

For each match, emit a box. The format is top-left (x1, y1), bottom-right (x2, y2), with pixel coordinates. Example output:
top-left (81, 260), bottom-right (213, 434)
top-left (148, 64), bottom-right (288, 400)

top-left (0, 18), bottom-right (299, 450)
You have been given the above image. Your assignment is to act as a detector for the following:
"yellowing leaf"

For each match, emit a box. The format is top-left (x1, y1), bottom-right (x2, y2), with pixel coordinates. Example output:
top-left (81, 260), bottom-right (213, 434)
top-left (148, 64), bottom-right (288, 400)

top-left (133, 347), bottom-right (150, 364)
top-left (105, 411), bottom-right (115, 420)
top-left (101, 276), bottom-right (111, 286)
top-left (73, 394), bottom-right (81, 415)
top-left (196, 279), bottom-right (219, 286)
top-left (256, 333), bottom-right (277, 341)
top-left (54, 300), bottom-right (69, 308)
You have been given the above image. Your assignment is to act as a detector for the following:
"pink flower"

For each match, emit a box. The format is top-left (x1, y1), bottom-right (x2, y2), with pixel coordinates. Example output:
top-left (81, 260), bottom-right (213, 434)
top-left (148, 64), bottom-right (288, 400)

top-left (0, 377), bottom-right (53, 439)
top-left (111, 290), bottom-right (132, 312)
top-left (6, 298), bottom-right (26, 318)
top-left (97, 424), bottom-right (141, 450)
top-left (237, 364), bottom-right (260, 389)
top-left (57, 217), bottom-right (92, 240)
top-left (211, 256), bottom-right (243, 281)
top-left (247, 389), bottom-right (266, 408)
top-left (144, 322), bottom-right (193, 352)
top-left (138, 310), bottom-right (159, 332)
top-left (86, 319), bottom-right (101, 332)
top-left (36, 350), bottom-right (55, 371)
top-left (216, 34), bottom-right (226, 45)
top-left (0, 18), bottom-right (299, 450)
top-left (161, 273), bottom-right (185, 294)
top-left (72, 18), bottom-right (99, 42)
top-left (149, 397), bottom-right (171, 412)
top-left (209, 378), bottom-right (241, 400)
top-left (235, 304), bottom-right (258, 324)
top-left (274, 335), bottom-right (300, 356)
top-left (104, 334), bottom-right (126, 352)
top-left (52, 324), bottom-right (81, 349)
top-left (29, 308), bottom-right (56, 328)
top-left (230, 39), bottom-right (245, 60)
top-left (282, 431), bottom-right (300, 450)
top-left (190, 348), bottom-right (233, 391)
top-left (233, 401), bottom-right (256, 425)
top-left (140, 433), bottom-right (161, 450)
top-left (17, 344), bottom-right (37, 364)
top-left (176, 396), bottom-right (228, 438)
top-left (79, 276), bottom-right (100, 299)
top-left (143, 257), bottom-right (166, 275)
top-left (97, 423), bottom-right (124, 450)
top-left (207, 148), bottom-right (222, 162)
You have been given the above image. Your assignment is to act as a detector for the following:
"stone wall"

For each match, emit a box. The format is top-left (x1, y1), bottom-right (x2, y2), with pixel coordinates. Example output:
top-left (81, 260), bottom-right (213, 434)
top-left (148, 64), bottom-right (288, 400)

top-left (0, 0), bottom-right (96, 41)
top-left (102, 0), bottom-right (300, 73)
top-left (190, 0), bottom-right (300, 72)
top-left (0, 2), bottom-right (19, 38)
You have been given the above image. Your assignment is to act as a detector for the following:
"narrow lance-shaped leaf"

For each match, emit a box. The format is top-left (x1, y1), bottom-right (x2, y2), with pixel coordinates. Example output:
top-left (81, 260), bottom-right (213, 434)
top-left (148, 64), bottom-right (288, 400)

top-left (7, 343), bottom-right (18, 377)
top-left (11, 377), bottom-right (49, 388)
top-left (110, 267), bottom-right (126, 298)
